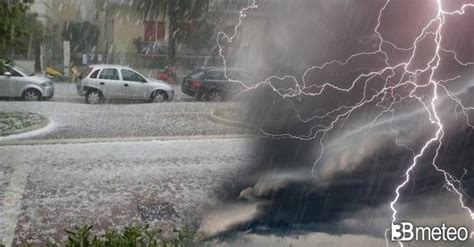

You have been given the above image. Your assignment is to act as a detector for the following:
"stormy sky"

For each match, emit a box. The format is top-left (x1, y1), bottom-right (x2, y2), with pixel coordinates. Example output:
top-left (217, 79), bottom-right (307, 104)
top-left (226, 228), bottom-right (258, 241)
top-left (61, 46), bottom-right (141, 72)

top-left (203, 0), bottom-right (474, 244)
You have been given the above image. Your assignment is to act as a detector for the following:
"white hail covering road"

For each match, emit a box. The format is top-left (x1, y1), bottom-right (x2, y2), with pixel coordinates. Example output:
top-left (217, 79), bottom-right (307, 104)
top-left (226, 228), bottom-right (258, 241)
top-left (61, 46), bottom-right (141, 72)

top-left (0, 138), bottom-right (253, 245)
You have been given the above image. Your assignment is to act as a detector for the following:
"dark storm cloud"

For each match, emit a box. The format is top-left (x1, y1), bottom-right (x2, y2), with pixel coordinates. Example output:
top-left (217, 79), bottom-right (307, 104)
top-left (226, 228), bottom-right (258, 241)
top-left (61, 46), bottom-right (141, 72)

top-left (207, 0), bottom-right (474, 239)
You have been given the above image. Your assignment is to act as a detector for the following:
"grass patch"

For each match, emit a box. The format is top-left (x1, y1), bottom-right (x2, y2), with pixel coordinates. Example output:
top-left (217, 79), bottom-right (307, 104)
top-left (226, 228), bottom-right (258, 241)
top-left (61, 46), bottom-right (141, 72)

top-left (0, 112), bottom-right (48, 136)
top-left (1, 225), bottom-right (203, 247)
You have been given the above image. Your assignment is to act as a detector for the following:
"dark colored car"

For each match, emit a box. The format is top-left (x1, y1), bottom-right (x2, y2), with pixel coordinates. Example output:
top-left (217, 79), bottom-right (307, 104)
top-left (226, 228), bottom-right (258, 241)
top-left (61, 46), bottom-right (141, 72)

top-left (181, 67), bottom-right (254, 101)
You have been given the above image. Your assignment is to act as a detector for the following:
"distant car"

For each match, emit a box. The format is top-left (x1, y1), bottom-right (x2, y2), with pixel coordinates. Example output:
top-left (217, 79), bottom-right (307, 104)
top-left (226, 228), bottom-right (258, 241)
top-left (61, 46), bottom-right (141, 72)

top-left (77, 64), bottom-right (174, 104)
top-left (181, 67), bottom-right (254, 102)
top-left (0, 64), bottom-right (54, 101)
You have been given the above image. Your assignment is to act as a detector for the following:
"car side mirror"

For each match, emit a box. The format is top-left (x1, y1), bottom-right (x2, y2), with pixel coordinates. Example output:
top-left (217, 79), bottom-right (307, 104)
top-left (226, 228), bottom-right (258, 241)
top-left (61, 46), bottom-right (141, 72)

top-left (3, 72), bottom-right (12, 77)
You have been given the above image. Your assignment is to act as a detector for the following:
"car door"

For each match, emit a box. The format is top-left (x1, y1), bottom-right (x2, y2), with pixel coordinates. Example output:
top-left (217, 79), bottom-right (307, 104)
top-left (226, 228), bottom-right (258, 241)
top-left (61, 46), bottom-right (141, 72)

top-left (205, 70), bottom-right (233, 96)
top-left (205, 70), bottom-right (225, 86)
top-left (97, 68), bottom-right (123, 98)
top-left (0, 71), bottom-right (12, 97)
top-left (120, 69), bottom-right (149, 100)
top-left (0, 66), bottom-right (21, 97)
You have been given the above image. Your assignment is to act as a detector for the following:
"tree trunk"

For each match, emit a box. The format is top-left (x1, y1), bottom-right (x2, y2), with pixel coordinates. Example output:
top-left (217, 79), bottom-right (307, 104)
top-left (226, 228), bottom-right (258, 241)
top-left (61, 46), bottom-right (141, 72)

top-left (34, 41), bottom-right (42, 73)
top-left (167, 0), bottom-right (177, 66)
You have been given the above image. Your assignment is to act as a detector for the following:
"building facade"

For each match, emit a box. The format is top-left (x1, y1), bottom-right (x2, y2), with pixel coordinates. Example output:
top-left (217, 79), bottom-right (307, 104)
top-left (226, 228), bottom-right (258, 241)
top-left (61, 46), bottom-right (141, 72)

top-left (95, 0), bottom-right (273, 73)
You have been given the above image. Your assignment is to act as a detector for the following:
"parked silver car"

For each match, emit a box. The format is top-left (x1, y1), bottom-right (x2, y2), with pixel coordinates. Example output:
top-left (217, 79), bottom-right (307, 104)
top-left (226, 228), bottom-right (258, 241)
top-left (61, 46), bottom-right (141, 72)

top-left (77, 64), bottom-right (174, 104)
top-left (0, 64), bottom-right (54, 101)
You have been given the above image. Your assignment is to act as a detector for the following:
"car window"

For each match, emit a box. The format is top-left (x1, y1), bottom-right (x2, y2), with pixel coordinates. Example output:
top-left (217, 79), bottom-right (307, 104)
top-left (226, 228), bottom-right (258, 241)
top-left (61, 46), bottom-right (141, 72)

top-left (12, 65), bottom-right (33, 76)
top-left (121, 69), bottom-right (146, 82)
top-left (99, 68), bottom-right (119, 80)
top-left (206, 70), bottom-right (225, 80)
top-left (190, 71), bottom-right (204, 79)
top-left (89, 69), bottom-right (100, 79)
top-left (6, 66), bottom-right (23, 77)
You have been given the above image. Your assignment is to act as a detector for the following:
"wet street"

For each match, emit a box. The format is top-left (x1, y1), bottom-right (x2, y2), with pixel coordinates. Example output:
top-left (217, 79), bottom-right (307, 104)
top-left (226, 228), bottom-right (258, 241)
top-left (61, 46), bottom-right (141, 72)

top-left (0, 84), bottom-right (252, 245)
top-left (0, 138), bottom-right (253, 245)
top-left (0, 82), bottom-right (246, 142)
top-left (0, 101), bottom-right (245, 142)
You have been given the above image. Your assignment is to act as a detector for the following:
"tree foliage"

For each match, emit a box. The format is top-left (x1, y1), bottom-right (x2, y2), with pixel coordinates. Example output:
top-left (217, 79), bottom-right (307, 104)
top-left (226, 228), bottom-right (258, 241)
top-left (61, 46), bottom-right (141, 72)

top-left (0, 0), bottom-right (42, 61)
top-left (0, 224), bottom-right (203, 247)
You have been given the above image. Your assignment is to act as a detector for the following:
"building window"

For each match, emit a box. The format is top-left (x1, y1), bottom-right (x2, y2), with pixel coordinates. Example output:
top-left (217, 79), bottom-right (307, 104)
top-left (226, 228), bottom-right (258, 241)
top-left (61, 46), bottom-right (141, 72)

top-left (144, 21), bottom-right (165, 41)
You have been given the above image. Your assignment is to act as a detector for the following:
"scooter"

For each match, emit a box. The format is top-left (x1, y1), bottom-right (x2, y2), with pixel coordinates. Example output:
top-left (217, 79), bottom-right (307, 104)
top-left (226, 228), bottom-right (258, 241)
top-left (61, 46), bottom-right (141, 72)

top-left (158, 66), bottom-right (178, 83)
top-left (45, 65), bottom-right (80, 82)
top-left (45, 66), bottom-right (64, 81)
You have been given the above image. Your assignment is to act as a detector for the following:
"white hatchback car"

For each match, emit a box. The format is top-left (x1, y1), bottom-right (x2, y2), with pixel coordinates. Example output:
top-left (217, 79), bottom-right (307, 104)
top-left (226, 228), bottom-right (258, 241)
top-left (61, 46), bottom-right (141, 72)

top-left (0, 64), bottom-right (54, 101)
top-left (77, 64), bottom-right (174, 104)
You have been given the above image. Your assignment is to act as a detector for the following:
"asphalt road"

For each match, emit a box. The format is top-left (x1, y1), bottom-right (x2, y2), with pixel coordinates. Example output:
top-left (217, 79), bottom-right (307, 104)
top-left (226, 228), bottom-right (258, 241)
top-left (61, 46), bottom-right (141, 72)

top-left (0, 87), bottom-right (252, 245)
top-left (0, 138), bottom-right (253, 245)
top-left (1, 138), bottom-right (470, 247)
top-left (0, 101), bottom-right (246, 142)
top-left (0, 81), bottom-right (248, 142)
top-left (2, 85), bottom-right (468, 246)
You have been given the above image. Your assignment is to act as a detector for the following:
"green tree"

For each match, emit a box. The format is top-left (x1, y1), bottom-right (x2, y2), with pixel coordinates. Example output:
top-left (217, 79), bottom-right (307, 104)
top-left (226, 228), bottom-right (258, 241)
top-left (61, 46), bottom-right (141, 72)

top-left (0, 0), bottom-right (44, 72)
top-left (0, 0), bottom-right (34, 61)
top-left (23, 12), bottom-right (45, 72)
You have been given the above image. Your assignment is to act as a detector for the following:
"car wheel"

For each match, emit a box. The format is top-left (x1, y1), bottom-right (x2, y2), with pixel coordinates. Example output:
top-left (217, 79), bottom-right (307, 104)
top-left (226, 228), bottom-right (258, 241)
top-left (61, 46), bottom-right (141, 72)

top-left (22, 89), bottom-right (42, 101)
top-left (207, 90), bottom-right (223, 102)
top-left (85, 90), bottom-right (102, 104)
top-left (150, 90), bottom-right (168, 103)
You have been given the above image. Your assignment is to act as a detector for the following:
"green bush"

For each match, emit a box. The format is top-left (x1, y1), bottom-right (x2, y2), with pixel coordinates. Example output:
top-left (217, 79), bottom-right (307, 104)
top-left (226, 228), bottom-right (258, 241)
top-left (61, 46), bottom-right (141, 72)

top-left (2, 225), bottom-right (203, 247)
top-left (0, 112), bottom-right (48, 136)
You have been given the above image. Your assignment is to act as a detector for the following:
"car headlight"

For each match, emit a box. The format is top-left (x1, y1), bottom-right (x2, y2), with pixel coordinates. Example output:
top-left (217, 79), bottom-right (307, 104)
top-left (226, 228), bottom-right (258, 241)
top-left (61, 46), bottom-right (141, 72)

top-left (41, 81), bottom-right (53, 86)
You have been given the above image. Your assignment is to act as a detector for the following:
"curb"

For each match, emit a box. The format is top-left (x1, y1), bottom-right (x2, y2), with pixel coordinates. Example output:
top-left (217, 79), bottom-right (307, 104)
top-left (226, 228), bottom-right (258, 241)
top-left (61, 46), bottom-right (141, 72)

top-left (208, 109), bottom-right (253, 129)
top-left (0, 134), bottom-right (253, 147)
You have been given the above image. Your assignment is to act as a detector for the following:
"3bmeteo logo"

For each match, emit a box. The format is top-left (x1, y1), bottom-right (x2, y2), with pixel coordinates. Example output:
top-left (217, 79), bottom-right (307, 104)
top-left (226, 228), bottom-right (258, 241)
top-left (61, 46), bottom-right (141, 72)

top-left (391, 222), bottom-right (470, 242)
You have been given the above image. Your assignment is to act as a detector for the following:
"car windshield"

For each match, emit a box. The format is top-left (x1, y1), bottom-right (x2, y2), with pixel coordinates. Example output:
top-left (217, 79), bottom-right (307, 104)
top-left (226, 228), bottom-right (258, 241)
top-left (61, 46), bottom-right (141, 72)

top-left (13, 64), bottom-right (35, 76)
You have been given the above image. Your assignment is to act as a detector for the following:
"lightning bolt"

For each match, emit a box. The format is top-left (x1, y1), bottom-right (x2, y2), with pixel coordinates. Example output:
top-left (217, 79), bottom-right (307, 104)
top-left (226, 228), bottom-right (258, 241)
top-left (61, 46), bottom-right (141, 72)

top-left (216, 0), bottom-right (474, 245)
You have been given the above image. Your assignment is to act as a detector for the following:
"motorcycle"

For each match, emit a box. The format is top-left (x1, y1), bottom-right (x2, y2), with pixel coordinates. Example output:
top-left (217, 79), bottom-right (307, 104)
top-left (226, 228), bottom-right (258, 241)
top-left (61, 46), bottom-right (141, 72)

top-left (45, 66), bottom-right (64, 81)
top-left (45, 65), bottom-right (80, 82)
